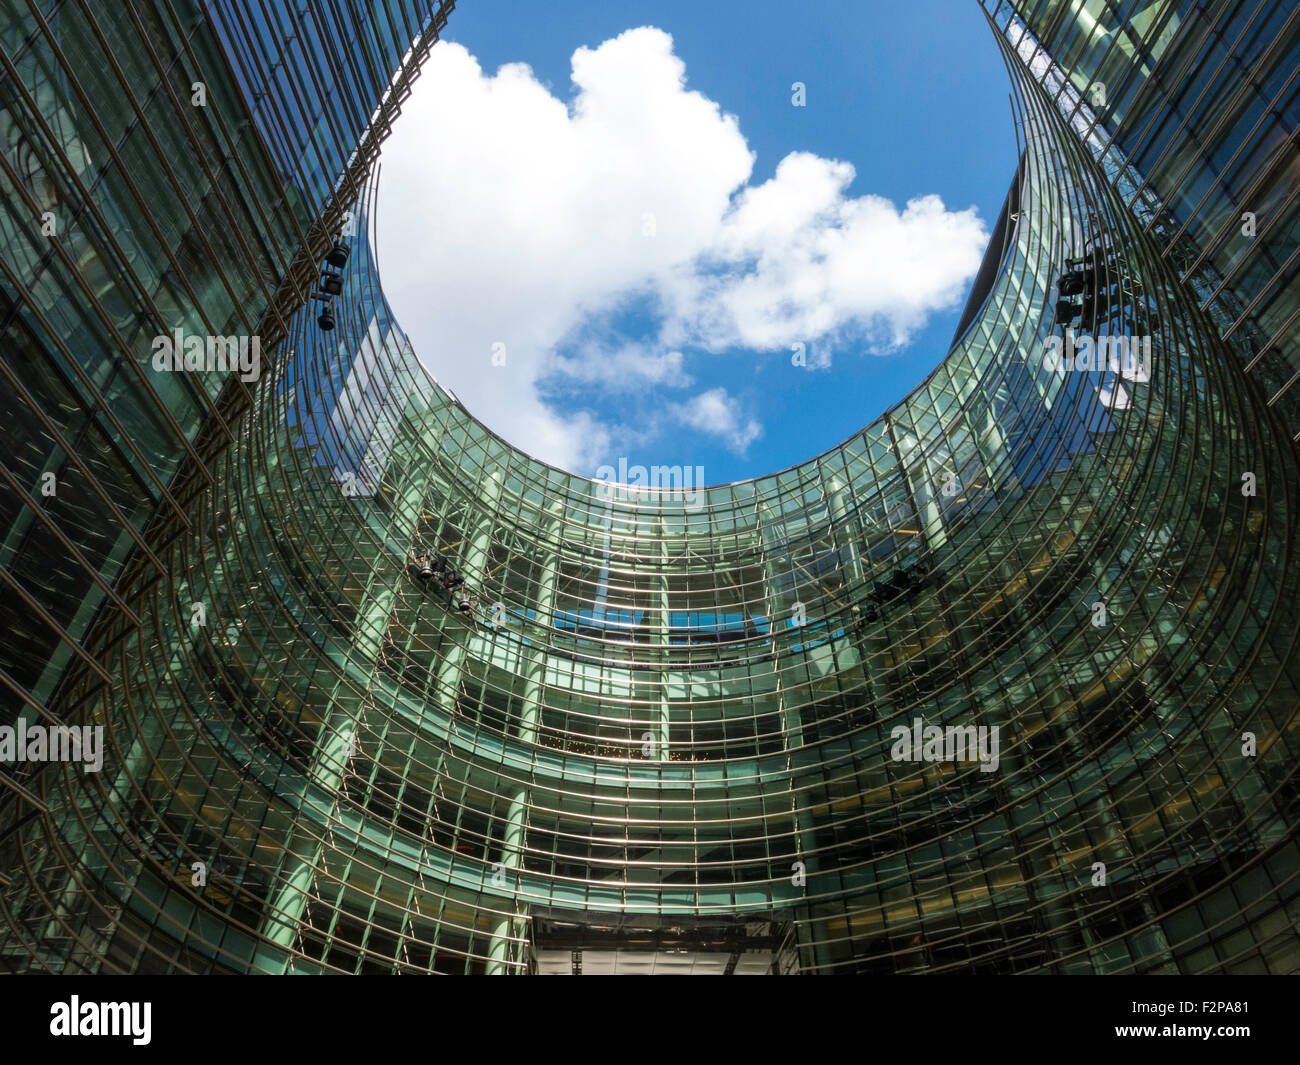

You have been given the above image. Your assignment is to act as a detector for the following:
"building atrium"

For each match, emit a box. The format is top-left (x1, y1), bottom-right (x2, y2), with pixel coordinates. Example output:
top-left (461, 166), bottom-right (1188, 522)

top-left (0, 0), bottom-right (1297, 975)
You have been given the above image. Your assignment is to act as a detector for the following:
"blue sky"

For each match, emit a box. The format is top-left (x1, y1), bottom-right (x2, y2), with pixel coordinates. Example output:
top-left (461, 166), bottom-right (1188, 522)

top-left (377, 0), bottom-right (1017, 483)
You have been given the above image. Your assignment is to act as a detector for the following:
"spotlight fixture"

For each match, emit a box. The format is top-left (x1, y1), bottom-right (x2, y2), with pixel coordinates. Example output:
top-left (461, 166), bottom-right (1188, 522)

top-left (1055, 299), bottom-right (1081, 323)
top-left (325, 238), bottom-right (351, 268)
top-left (1057, 270), bottom-right (1086, 296)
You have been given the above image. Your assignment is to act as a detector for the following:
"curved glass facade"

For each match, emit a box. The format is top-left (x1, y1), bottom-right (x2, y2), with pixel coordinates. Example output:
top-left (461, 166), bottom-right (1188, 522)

top-left (1, 0), bottom-right (1297, 974)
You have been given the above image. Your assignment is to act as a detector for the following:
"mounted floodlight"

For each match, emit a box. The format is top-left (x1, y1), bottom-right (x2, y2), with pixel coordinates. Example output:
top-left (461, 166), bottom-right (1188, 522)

top-left (325, 239), bottom-right (350, 268)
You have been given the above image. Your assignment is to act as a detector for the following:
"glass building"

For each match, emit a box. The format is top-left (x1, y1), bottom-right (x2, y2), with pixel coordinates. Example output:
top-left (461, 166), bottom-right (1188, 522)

top-left (0, 0), bottom-right (1296, 975)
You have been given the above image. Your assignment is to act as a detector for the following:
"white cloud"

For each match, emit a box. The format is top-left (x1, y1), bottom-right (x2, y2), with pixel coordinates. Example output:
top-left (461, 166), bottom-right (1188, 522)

top-left (549, 343), bottom-right (692, 390)
top-left (672, 388), bottom-right (762, 455)
top-left (377, 27), bottom-right (987, 472)
top-left (683, 155), bottom-right (989, 353)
